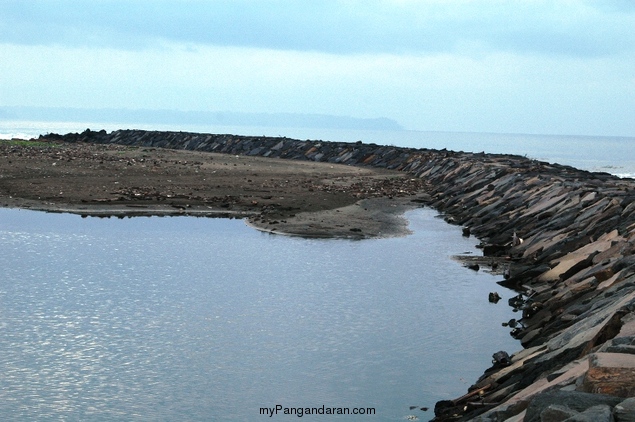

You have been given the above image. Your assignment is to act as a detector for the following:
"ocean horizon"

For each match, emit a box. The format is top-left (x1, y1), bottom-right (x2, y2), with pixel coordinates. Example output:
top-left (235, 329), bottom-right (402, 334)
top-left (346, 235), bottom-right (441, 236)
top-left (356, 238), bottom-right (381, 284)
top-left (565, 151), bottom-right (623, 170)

top-left (1, 119), bottom-right (634, 179)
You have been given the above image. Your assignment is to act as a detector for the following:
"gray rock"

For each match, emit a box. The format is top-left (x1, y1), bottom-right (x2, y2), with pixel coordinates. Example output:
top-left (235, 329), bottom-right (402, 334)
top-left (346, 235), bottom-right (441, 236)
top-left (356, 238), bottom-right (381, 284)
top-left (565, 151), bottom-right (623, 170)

top-left (562, 404), bottom-right (613, 422)
top-left (525, 391), bottom-right (622, 422)
top-left (614, 397), bottom-right (635, 422)
top-left (539, 404), bottom-right (578, 421)
top-left (604, 345), bottom-right (635, 355)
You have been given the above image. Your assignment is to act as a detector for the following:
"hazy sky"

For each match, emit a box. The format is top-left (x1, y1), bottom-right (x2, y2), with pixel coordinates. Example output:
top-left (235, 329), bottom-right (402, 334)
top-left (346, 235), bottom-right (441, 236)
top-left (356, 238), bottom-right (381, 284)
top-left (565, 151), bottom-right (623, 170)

top-left (1, 0), bottom-right (634, 136)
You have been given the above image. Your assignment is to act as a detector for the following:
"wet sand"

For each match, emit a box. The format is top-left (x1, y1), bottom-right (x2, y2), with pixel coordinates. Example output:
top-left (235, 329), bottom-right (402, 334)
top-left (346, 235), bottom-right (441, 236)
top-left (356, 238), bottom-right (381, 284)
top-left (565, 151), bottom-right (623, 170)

top-left (0, 139), bottom-right (430, 238)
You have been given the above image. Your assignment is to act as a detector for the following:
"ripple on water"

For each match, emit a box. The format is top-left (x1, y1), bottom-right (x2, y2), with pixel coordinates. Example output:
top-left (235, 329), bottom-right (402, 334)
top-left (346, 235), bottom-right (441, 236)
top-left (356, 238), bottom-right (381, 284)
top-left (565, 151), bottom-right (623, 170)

top-left (0, 208), bottom-right (519, 420)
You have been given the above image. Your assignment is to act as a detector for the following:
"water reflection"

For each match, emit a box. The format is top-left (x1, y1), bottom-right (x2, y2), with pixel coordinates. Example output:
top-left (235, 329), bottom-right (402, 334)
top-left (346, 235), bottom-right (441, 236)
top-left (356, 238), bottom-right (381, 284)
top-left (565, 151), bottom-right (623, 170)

top-left (0, 208), bottom-right (519, 421)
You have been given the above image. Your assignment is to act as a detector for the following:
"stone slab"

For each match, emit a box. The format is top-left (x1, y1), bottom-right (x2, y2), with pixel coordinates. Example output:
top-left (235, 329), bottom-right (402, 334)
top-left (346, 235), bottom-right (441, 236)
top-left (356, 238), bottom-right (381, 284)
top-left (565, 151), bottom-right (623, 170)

top-left (581, 352), bottom-right (635, 397)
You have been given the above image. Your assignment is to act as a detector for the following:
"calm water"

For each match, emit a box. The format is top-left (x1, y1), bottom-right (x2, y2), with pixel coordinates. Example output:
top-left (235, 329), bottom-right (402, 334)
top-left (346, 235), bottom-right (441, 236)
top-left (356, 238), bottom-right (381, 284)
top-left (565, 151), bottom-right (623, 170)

top-left (1, 120), bottom-right (634, 177)
top-left (0, 208), bottom-right (519, 421)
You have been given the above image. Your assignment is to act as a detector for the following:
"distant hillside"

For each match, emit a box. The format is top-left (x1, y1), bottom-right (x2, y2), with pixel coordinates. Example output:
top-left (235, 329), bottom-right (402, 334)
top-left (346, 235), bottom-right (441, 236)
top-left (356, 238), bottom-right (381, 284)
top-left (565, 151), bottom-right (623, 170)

top-left (0, 106), bottom-right (403, 131)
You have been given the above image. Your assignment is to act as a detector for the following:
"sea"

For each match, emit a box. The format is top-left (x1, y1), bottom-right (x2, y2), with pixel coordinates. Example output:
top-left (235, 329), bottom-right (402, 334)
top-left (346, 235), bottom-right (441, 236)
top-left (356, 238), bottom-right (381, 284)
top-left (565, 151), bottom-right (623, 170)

top-left (1, 120), bottom-right (633, 421)
top-left (1, 120), bottom-right (634, 178)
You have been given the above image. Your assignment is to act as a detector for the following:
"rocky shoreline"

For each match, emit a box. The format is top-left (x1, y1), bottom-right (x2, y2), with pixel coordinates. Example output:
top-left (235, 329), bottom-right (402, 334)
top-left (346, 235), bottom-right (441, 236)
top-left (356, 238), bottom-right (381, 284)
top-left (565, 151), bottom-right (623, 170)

top-left (416, 150), bottom-right (635, 421)
top-left (18, 130), bottom-right (635, 420)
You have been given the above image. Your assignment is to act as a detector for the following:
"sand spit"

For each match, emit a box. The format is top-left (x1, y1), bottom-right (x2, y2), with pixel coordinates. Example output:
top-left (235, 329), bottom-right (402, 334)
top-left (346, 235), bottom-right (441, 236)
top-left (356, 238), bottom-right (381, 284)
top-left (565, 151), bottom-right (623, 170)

top-left (4, 129), bottom-right (635, 421)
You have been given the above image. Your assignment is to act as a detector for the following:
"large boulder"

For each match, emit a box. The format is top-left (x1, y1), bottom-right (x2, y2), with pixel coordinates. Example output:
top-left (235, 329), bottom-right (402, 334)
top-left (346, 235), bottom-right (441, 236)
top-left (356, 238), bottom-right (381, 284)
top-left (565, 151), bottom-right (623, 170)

top-left (614, 397), bottom-right (635, 422)
top-left (581, 352), bottom-right (635, 397)
top-left (524, 390), bottom-right (622, 422)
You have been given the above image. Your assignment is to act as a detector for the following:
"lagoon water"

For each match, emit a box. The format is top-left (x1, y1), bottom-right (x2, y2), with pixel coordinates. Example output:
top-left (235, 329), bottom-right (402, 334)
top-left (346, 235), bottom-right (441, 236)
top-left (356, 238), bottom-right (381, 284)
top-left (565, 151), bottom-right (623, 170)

top-left (1, 207), bottom-right (519, 421)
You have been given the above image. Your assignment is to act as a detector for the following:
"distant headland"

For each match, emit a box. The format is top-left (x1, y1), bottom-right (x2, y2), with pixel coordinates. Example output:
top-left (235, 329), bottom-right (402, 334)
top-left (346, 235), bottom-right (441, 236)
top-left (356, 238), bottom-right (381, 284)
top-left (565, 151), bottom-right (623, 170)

top-left (0, 106), bottom-right (403, 131)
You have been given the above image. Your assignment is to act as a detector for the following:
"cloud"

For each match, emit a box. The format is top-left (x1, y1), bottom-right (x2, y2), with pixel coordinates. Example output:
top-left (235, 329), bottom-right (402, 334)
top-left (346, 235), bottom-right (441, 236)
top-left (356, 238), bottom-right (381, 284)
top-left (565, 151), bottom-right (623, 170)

top-left (1, 0), bottom-right (633, 57)
top-left (1, 1), bottom-right (633, 136)
top-left (2, 39), bottom-right (632, 135)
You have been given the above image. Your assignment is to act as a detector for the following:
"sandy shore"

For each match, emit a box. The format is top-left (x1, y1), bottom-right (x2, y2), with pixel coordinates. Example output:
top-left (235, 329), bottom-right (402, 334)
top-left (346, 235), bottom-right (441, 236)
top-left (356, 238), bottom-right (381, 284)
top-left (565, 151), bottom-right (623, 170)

top-left (0, 139), bottom-right (430, 238)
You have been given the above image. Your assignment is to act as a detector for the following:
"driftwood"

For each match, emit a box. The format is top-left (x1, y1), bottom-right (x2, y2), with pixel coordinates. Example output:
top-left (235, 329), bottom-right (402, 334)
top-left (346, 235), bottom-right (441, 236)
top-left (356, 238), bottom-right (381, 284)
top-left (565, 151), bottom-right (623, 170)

top-left (451, 384), bottom-right (492, 405)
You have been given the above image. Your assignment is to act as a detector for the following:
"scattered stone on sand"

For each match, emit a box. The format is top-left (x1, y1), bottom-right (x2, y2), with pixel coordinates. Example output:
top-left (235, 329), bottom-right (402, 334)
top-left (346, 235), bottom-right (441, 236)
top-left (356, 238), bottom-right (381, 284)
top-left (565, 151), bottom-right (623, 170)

top-left (3, 129), bottom-right (635, 421)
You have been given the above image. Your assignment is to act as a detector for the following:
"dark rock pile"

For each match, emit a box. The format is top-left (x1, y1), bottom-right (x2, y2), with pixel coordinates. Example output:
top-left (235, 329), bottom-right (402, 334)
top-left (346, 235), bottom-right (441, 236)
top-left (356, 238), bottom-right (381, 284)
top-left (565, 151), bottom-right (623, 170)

top-left (416, 153), bottom-right (635, 421)
top-left (40, 129), bottom-right (635, 421)
top-left (41, 128), bottom-right (431, 170)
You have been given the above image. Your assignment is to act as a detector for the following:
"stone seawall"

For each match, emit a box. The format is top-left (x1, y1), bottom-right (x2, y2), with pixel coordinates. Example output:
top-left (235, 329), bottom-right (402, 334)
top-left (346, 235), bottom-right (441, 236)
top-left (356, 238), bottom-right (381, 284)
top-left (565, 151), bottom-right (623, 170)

top-left (42, 129), bottom-right (635, 421)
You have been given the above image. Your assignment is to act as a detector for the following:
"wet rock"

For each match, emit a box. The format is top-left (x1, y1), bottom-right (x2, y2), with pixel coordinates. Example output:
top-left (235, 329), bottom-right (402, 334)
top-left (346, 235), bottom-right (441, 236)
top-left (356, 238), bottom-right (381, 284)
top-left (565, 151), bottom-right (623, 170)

top-left (505, 318), bottom-right (518, 328)
top-left (482, 243), bottom-right (509, 256)
top-left (488, 292), bottom-right (501, 303)
top-left (508, 294), bottom-right (526, 310)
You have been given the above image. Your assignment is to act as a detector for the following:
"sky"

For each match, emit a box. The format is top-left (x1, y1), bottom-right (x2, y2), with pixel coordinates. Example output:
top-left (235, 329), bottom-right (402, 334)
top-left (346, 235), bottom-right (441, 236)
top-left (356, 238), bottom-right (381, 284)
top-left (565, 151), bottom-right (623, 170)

top-left (1, 0), bottom-right (634, 136)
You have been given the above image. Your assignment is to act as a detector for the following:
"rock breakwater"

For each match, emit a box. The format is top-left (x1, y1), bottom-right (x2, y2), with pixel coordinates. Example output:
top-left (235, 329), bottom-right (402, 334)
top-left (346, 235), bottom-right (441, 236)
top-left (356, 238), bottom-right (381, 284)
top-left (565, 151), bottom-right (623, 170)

top-left (40, 129), bottom-right (635, 421)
